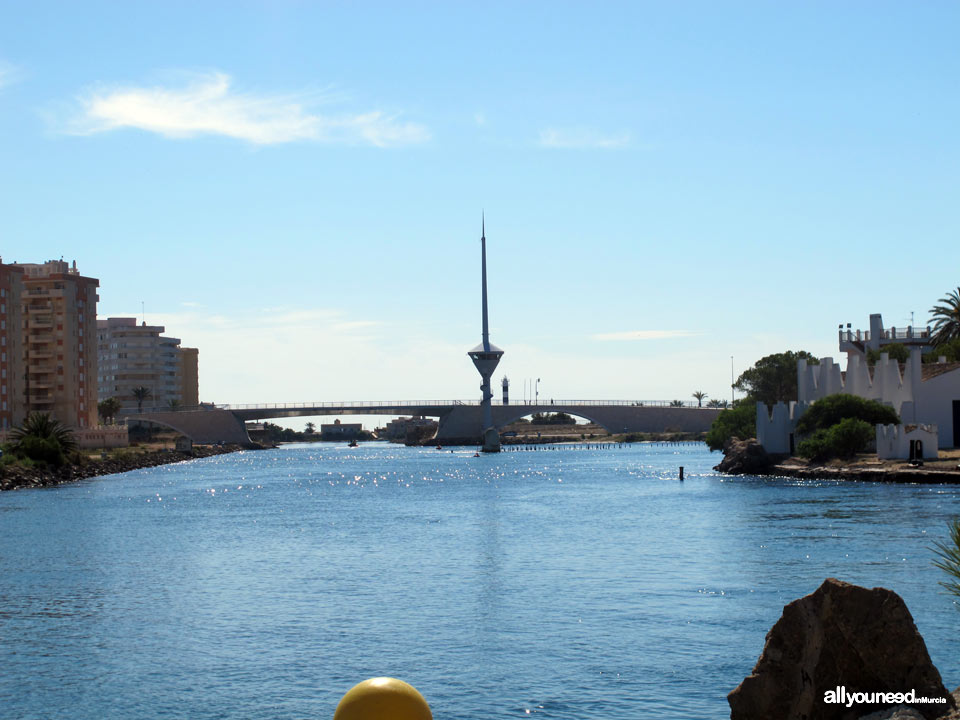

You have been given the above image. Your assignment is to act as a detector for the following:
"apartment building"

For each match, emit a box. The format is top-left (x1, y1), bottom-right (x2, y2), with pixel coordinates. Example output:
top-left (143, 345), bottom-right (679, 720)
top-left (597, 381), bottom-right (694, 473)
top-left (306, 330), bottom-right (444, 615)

top-left (17, 260), bottom-right (100, 428)
top-left (97, 317), bottom-right (199, 414)
top-left (178, 346), bottom-right (199, 407)
top-left (0, 261), bottom-right (25, 429)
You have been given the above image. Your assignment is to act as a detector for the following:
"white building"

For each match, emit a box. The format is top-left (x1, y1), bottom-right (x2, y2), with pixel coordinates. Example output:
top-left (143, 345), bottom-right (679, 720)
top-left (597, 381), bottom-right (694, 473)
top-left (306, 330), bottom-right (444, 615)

top-left (97, 317), bottom-right (198, 415)
top-left (758, 313), bottom-right (960, 454)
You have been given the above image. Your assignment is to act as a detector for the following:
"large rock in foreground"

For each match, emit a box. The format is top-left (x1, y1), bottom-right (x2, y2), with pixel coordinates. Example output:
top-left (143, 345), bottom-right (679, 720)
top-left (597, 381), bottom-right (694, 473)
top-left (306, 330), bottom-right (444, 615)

top-left (714, 437), bottom-right (772, 474)
top-left (729, 578), bottom-right (956, 720)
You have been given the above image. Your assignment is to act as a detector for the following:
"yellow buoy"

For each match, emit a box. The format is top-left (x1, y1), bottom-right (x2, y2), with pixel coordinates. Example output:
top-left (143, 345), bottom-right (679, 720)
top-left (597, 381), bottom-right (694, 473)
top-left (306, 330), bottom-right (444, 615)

top-left (333, 677), bottom-right (432, 720)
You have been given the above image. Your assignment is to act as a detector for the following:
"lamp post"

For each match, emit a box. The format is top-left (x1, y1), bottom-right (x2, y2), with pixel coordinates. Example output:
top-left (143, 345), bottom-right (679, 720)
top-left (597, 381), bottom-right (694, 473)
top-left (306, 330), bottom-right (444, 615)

top-left (730, 356), bottom-right (735, 405)
top-left (535, 378), bottom-right (541, 407)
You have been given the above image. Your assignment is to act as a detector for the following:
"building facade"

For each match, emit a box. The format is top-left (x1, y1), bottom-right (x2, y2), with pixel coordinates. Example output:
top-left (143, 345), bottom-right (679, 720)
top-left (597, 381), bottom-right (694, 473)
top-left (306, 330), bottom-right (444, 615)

top-left (758, 313), bottom-right (960, 453)
top-left (0, 261), bottom-right (25, 429)
top-left (178, 347), bottom-right (199, 407)
top-left (17, 260), bottom-right (99, 429)
top-left (97, 317), bottom-right (199, 414)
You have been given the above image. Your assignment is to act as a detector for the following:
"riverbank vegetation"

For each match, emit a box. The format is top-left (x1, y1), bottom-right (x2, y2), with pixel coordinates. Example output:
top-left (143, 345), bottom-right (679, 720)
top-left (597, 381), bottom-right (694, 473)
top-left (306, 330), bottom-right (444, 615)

top-left (706, 350), bottom-right (819, 451)
top-left (1, 412), bottom-right (78, 468)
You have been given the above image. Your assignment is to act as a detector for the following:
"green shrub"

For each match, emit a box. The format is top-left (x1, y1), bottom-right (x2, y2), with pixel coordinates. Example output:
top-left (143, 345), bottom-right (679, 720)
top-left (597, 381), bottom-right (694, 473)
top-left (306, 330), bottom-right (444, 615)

top-left (797, 418), bottom-right (873, 461)
top-left (706, 401), bottom-right (756, 451)
top-left (923, 338), bottom-right (960, 363)
top-left (796, 394), bottom-right (899, 435)
top-left (16, 435), bottom-right (66, 466)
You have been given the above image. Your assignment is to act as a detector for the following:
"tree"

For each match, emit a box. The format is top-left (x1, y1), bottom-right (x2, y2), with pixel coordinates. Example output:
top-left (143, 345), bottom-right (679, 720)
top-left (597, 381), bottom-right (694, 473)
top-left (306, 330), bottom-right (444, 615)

top-left (98, 397), bottom-right (122, 424)
top-left (167, 399), bottom-right (182, 411)
top-left (734, 351), bottom-right (819, 406)
top-left (866, 342), bottom-right (911, 366)
top-left (795, 394), bottom-right (899, 436)
top-left (924, 338), bottom-right (960, 363)
top-left (705, 401), bottom-right (756, 451)
top-left (932, 517), bottom-right (960, 604)
top-left (305, 422), bottom-right (316, 434)
top-left (930, 287), bottom-right (960, 346)
top-left (132, 386), bottom-right (153, 413)
top-left (9, 412), bottom-right (77, 465)
top-left (669, 399), bottom-right (685, 407)
top-left (530, 412), bottom-right (577, 425)
top-left (707, 398), bottom-right (728, 409)
top-left (797, 418), bottom-right (874, 461)
top-left (692, 391), bottom-right (708, 407)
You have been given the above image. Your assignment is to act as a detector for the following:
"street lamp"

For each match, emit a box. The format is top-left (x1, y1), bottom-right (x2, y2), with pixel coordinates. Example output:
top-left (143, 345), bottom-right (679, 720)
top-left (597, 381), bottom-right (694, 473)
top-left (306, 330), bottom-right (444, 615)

top-left (730, 356), bottom-right (735, 405)
top-left (535, 378), bottom-right (541, 406)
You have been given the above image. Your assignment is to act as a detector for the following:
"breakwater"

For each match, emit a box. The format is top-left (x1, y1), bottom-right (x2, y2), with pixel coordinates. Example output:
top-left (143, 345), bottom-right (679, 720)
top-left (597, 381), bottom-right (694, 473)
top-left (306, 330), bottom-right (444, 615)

top-left (0, 444), bottom-right (247, 491)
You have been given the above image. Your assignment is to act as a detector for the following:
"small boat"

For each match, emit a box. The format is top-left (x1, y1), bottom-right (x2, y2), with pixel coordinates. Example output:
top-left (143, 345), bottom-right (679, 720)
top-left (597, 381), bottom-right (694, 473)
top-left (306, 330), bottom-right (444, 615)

top-left (436, 444), bottom-right (443, 450)
top-left (348, 439), bottom-right (359, 448)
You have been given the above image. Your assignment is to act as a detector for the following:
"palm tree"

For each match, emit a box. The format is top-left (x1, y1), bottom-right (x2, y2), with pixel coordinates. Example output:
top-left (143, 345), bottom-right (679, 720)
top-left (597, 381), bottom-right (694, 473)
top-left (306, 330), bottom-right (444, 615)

top-left (692, 391), bottom-right (708, 407)
top-left (669, 399), bottom-right (685, 407)
top-left (932, 517), bottom-right (960, 602)
top-left (132, 386), bottom-right (153, 413)
top-left (305, 422), bottom-right (316, 435)
top-left (930, 288), bottom-right (960, 345)
top-left (167, 399), bottom-right (182, 411)
top-left (707, 398), bottom-right (723, 408)
top-left (98, 397), bottom-right (122, 424)
top-left (10, 412), bottom-right (77, 455)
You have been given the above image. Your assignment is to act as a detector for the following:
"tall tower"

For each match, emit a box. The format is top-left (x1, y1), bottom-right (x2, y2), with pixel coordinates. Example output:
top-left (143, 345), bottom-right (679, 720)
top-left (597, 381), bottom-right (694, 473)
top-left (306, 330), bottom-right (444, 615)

top-left (467, 216), bottom-right (504, 452)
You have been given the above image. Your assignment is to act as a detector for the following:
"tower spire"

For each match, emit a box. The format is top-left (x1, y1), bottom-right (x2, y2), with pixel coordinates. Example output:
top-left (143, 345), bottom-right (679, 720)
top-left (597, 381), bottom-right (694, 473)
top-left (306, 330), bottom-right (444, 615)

top-left (467, 213), bottom-right (504, 452)
top-left (481, 213), bottom-right (489, 351)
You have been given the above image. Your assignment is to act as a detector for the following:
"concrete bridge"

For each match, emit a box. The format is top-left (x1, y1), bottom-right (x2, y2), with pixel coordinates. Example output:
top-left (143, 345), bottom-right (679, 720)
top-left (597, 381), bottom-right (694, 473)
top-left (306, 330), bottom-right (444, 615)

top-left (130, 400), bottom-right (722, 445)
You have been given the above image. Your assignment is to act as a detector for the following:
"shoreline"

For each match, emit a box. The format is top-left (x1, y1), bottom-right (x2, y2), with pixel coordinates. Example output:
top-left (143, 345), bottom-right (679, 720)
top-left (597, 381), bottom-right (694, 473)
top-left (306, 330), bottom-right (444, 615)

top-left (766, 461), bottom-right (960, 484)
top-left (0, 444), bottom-right (250, 492)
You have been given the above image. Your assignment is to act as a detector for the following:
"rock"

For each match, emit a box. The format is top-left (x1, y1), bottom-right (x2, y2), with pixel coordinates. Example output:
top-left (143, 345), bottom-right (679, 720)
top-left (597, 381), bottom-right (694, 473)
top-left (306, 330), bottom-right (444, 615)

top-left (860, 706), bottom-right (926, 720)
top-left (729, 578), bottom-right (956, 720)
top-left (715, 437), bottom-right (772, 474)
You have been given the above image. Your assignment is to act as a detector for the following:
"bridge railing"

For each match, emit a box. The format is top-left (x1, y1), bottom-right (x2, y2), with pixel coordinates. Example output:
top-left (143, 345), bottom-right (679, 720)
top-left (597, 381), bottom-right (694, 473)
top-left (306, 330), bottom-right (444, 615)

top-left (134, 399), bottom-right (722, 414)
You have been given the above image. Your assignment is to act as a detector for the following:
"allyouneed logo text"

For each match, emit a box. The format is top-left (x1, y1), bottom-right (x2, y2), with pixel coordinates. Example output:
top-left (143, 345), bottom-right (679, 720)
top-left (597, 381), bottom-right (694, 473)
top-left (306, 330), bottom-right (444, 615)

top-left (824, 686), bottom-right (948, 709)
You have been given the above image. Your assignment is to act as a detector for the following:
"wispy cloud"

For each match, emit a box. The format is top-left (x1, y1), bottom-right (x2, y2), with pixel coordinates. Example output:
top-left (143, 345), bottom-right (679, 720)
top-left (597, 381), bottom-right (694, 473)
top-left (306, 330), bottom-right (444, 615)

top-left (0, 60), bottom-right (19, 90)
top-left (539, 127), bottom-right (630, 149)
top-left (66, 71), bottom-right (430, 146)
top-left (593, 330), bottom-right (698, 341)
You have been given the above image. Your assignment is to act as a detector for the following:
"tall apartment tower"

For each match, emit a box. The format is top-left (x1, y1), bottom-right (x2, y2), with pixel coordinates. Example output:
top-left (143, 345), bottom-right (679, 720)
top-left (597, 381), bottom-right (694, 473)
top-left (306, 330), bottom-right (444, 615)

top-left (97, 318), bottom-right (199, 414)
top-left (17, 260), bottom-right (100, 428)
top-left (178, 347), bottom-right (199, 407)
top-left (0, 261), bottom-right (26, 430)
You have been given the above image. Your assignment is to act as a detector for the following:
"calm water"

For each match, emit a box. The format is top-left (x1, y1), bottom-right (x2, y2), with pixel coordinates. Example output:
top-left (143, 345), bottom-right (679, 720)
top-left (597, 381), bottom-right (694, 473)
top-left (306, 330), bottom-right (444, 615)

top-left (1, 442), bottom-right (958, 719)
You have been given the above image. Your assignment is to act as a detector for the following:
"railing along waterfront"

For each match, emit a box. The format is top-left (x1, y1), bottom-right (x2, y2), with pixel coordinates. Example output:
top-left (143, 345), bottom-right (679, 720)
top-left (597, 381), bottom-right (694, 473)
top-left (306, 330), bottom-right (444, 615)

top-left (136, 399), bottom-right (720, 413)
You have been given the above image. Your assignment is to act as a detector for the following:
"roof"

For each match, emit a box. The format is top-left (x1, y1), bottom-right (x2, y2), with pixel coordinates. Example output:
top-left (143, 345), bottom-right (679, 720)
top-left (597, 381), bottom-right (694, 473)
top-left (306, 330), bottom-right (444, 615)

top-left (922, 362), bottom-right (960, 381)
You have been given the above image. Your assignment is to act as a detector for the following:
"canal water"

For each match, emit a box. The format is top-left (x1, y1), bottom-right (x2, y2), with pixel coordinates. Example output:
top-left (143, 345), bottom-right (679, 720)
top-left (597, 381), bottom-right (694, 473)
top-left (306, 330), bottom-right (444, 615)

top-left (1, 443), bottom-right (958, 719)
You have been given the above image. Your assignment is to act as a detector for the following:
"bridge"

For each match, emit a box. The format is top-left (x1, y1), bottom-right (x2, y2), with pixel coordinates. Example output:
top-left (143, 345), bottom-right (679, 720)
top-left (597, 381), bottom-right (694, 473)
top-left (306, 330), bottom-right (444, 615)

top-left (130, 400), bottom-right (722, 446)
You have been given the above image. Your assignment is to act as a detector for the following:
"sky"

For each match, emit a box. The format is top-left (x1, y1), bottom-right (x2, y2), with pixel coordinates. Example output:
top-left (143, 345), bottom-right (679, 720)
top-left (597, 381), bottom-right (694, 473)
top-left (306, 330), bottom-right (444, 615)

top-left (2, 1), bottom-right (959, 425)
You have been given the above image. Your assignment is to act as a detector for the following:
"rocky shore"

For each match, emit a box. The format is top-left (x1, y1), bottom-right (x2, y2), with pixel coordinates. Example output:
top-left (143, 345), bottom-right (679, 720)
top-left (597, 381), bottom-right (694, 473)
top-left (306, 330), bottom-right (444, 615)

top-left (716, 438), bottom-right (960, 484)
top-left (0, 444), bottom-right (250, 492)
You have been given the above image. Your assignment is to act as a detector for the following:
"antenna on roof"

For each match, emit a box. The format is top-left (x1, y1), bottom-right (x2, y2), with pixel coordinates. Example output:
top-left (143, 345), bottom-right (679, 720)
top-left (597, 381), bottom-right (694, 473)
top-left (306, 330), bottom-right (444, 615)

top-left (142, 301), bottom-right (146, 326)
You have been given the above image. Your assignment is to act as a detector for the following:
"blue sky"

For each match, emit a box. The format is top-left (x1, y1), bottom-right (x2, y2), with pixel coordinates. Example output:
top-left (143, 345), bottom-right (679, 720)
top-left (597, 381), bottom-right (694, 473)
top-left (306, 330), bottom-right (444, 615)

top-left (2, 2), bottom-right (959, 417)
